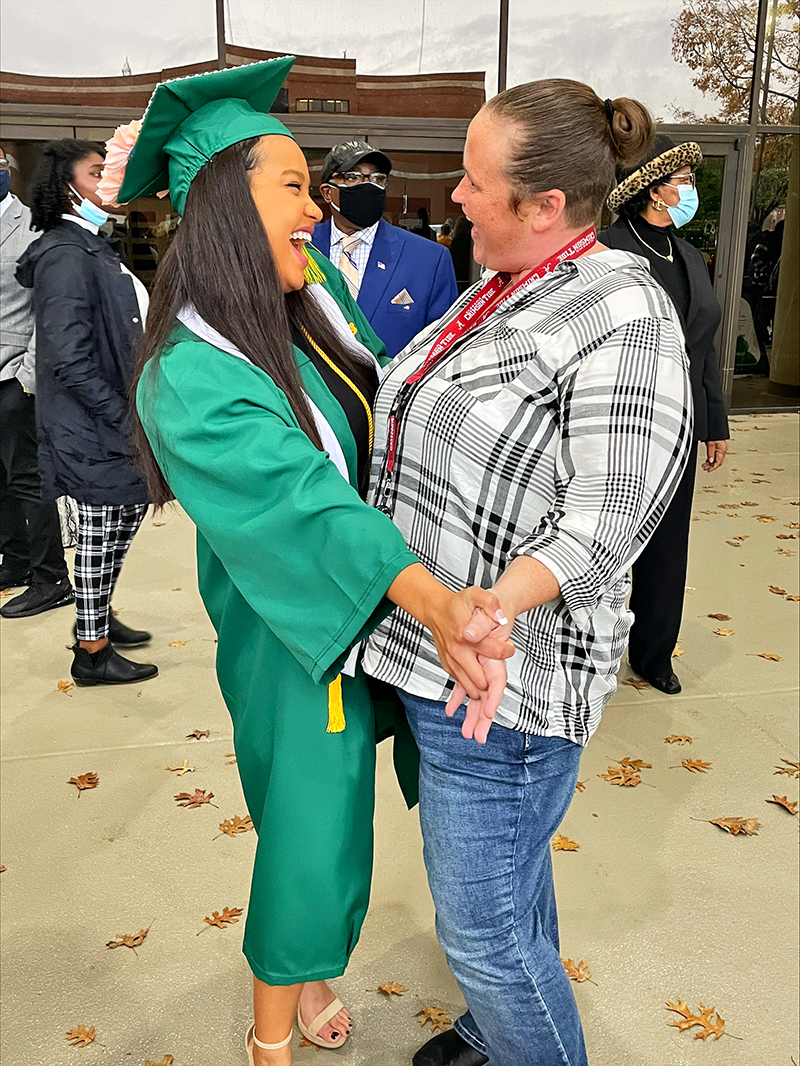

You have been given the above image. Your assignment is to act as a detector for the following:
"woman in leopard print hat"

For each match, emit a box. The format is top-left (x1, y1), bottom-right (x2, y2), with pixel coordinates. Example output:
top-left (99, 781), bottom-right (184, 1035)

top-left (600, 134), bottom-right (729, 695)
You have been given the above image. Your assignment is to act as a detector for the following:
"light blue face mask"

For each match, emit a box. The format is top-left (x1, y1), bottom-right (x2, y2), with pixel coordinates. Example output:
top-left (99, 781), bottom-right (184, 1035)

top-left (666, 185), bottom-right (699, 228)
top-left (69, 184), bottom-right (109, 227)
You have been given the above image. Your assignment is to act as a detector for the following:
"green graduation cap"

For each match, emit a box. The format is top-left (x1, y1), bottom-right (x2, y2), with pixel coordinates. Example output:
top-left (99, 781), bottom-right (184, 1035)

top-left (118, 55), bottom-right (296, 215)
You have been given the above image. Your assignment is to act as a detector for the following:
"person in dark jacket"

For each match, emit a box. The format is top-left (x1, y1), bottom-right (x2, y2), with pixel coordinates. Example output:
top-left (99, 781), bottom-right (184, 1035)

top-left (601, 135), bottom-right (730, 694)
top-left (14, 139), bottom-right (157, 686)
top-left (448, 215), bottom-right (474, 294)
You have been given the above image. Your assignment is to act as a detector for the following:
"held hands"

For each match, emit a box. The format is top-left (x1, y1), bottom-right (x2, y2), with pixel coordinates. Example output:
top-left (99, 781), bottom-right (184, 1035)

top-left (424, 586), bottom-right (514, 701)
top-left (445, 600), bottom-right (514, 745)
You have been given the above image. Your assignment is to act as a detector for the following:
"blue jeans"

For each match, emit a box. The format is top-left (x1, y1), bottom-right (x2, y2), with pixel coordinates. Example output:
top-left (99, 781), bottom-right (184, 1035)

top-left (400, 689), bottom-right (589, 1066)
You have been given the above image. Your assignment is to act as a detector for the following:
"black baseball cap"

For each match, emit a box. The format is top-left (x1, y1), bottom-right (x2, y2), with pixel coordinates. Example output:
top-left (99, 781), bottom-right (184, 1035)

top-left (320, 139), bottom-right (392, 184)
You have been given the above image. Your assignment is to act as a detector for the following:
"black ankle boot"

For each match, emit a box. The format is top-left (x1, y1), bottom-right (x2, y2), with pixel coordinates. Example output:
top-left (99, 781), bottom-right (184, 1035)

top-left (70, 642), bottom-right (158, 686)
top-left (413, 1029), bottom-right (489, 1066)
top-left (72, 616), bottom-right (152, 647)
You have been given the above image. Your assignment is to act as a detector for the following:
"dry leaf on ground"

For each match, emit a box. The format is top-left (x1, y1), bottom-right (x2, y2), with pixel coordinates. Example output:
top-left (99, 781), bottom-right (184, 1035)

top-left (174, 789), bottom-right (218, 809)
top-left (186, 729), bottom-right (210, 740)
top-left (599, 765), bottom-right (640, 786)
top-left (774, 760), bottom-right (800, 778)
top-left (769, 585), bottom-right (787, 595)
top-left (417, 1006), bottom-right (452, 1033)
top-left (145, 1057), bottom-right (174, 1066)
top-left (66, 1025), bottom-right (96, 1047)
top-left (562, 958), bottom-right (594, 983)
top-left (740, 501), bottom-right (758, 506)
top-left (666, 1000), bottom-right (726, 1041)
top-left (757, 653), bottom-right (783, 661)
top-left (619, 757), bottom-right (652, 771)
top-left (665, 735), bottom-right (692, 745)
top-left (719, 504), bottom-right (739, 509)
top-left (552, 834), bottom-right (579, 851)
top-left (767, 795), bottom-right (798, 815)
top-left (755, 515), bottom-right (776, 522)
top-left (69, 772), bottom-right (99, 794)
top-left (682, 758), bottom-right (712, 773)
top-left (707, 817), bottom-right (760, 836)
top-left (0, 866), bottom-right (6, 873)
top-left (225, 752), bottom-right (237, 764)
top-left (166, 760), bottom-right (195, 776)
top-left (57, 679), bottom-right (74, 694)
top-left (707, 613), bottom-right (731, 620)
top-left (215, 815), bottom-right (254, 839)
top-left (199, 906), bottom-right (244, 933)
top-left (377, 981), bottom-right (407, 996)
top-left (672, 645), bottom-right (685, 657)
top-left (622, 677), bottom-right (651, 691)
top-left (106, 923), bottom-right (152, 950)
top-left (575, 780), bottom-right (587, 793)
top-left (725, 540), bottom-right (742, 548)
top-left (788, 522), bottom-right (800, 529)
top-left (298, 1036), bottom-right (318, 1048)
top-left (786, 595), bottom-right (800, 602)
top-left (713, 627), bottom-right (735, 636)
top-left (168, 640), bottom-right (187, 648)
top-left (776, 534), bottom-right (797, 540)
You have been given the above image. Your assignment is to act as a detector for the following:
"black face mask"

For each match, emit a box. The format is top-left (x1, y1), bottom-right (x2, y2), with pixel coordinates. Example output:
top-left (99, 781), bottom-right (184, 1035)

top-left (333, 183), bottom-right (386, 229)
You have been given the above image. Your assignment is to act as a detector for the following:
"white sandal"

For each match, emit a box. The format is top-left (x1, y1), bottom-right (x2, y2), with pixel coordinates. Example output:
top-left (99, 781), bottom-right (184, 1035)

top-left (245, 1023), bottom-right (293, 1063)
top-left (297, 997), bottom-right (350, 1049)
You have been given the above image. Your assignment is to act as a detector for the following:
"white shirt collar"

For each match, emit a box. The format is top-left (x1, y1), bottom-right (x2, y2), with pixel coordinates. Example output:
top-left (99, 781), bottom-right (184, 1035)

top-left (61, 212), bottom-right (100, 235)
top-left (0, 193), bottom-right (16, 219)
top-left (329, 214), bottom-right (379, 249)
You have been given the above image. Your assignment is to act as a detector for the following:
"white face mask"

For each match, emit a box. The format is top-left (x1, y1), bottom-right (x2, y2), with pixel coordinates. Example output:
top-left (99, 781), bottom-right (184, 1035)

top-left (69, 184), bottom-right (109, 227)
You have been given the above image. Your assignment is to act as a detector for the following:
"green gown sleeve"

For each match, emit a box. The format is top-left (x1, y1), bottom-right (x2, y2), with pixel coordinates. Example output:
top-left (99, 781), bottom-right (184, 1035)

top-left (137, 338), bottom-right (418, 684)
top-left (304, 242), bottom-right (388, 363)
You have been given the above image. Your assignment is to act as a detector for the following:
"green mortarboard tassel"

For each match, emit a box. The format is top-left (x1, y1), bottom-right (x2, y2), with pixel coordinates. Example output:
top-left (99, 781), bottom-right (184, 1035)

top-left (118, 55), bottom-right (296, 214)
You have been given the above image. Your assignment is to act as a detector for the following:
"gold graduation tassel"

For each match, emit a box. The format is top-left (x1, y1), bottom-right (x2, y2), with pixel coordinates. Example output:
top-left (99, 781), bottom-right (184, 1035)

top-left (327, 674), bottom-right (346, 733)
top-left (302, 245), bottom-right (327, 286)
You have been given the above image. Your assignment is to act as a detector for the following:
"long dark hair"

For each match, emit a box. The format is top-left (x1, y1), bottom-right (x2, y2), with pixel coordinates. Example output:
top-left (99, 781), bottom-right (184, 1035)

top-left (131, 137), bottom-right (377, 507)
top-left (30, 139), bottom-right (105, 232)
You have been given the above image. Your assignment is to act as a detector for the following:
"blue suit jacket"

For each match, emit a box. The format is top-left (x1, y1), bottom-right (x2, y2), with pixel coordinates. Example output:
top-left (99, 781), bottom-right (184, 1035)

top-left (311, 219), bottom-right (458, 359)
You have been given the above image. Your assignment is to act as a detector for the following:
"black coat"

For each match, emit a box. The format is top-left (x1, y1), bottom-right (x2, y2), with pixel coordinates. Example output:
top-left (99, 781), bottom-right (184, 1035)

top-left (599, 217), bottom-right (729, 442)
top-left (15, 222), bottom-right (148, 505)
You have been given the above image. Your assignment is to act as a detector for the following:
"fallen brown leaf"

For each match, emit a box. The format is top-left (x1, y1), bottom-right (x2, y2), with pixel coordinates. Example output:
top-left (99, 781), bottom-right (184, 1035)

top-left (0, 866), bottom-right (6, 873)
top-left (713, 627), bottom-right (735, 636)
top-left (731, 534), bottom-right (749, 540)
top-left (619, 757), bottom-right (653, 771)
top-left (666, 1000), bottom-right (726, 1041)
top-left (774, 760), bottom-right (800, 778)
top-left (214, 815), bottom-right (254, 839)
top-left (719, 504), bottom-right (740, 509)
top-left (707, 613), bottom-right (731, 621)
top-left (672, 645), bottom-right (685, 657)
top-left (769, 585), bottom-right (787, 595)
top-left (106, 922), bottom-right (153, 950)
top-left (665, 735), bottom-right (693, 745)
top-left (599, 764), bottom-right (641, 786)
top-left (186, 729), bottom-right (210, 740)
top-left (757, 653), bottom-right (783, 661)
top-left (377, 981), bottom-right (407, 996)
top-left (166, 760), bottom-right (195, 776)
top-left (682, 758), bottom-right (712, 773)
top-left (622, 677), bottom-right (651, 691)
top-left (755, 515), bottom-right (776, 523)
top-left (69, 772), bottom-right (99, 794)
top-left (298, 1036), bottom-right (319, 1049)
top-left (562, 958), bottom-right (594, 983)
top-left (788, 522), bottom-right (800, 529)
top-left (145, 1057), bottom-right (174, 1066)
top-left (199, 906), bottom-right (244, 933)
top-left (575, 780), bottom-right (587, 793)
top-left (552, 834), bottom-right (579, 851)
top-left (417, 1006), bottom-right (452, 1034)
top-left (168, 640), bottom-right (187, 648)
top-left (725, 540), bottom-right (742, 548)
top-left (707, 816), bottom-right (760, 836)
top-left (57, 679), bottom-right (74, 694)
top-left (174, 789), bottom-right (218, 809)
top-left (740, 501), bottom-right (758, 506)
top-left (66, 1025), bottom-right (96, 1047)
top-left (786, 595), bottom-right (800, 602)
top-left (776, 534), bottom-right (797, 540)
top-left (766, 795), bottom-right (798, 815)
top-left (225, 752), bottom-right (237, 765)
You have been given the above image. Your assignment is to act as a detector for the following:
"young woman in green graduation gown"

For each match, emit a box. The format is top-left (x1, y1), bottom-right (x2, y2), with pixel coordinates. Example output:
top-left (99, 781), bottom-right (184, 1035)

top-left (112, 58), bottom-right (511, 1065)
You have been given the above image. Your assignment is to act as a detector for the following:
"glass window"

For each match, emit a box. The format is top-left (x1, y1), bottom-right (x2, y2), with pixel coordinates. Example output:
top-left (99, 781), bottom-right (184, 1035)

top-left (759, 0), bottom-right (800, 125)
top-left (508, 0), bottom-right (761, 123)
top-left (296, 99), bottom-right (310, 112)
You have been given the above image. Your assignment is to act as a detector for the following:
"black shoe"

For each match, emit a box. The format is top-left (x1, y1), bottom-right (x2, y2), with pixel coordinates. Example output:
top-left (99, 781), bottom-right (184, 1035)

top-left (413, 1029), bottom-right (489, 1066)
top-left (0, 578), bottom-right (74, 619)
top-left (72, 616), bottom-right (152, 647)
top-left (70, 642), bottom-right (158, 686)
top-left (648, 671), bottom-right (682, 695)
top-left (0, 565), bottom-right (32, 591)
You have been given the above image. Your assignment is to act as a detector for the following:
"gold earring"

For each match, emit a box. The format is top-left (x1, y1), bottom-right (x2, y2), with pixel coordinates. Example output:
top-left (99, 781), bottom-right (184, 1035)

top-left (653, 199), bottom-right (665, 211)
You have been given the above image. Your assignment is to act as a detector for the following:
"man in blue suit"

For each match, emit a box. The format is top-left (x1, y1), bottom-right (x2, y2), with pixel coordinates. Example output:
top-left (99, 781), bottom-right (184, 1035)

top-left (312, 139), bottom-right (458, 359)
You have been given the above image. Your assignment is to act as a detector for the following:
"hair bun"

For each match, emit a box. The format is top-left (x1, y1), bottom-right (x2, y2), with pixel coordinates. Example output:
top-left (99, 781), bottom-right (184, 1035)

top-left (606, 96), bottom-right (653, 170)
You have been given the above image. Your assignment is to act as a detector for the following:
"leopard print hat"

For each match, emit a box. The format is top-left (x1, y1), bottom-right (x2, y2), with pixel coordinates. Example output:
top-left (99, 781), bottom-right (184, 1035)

top-left (607, 135), bottom-right (702, 213)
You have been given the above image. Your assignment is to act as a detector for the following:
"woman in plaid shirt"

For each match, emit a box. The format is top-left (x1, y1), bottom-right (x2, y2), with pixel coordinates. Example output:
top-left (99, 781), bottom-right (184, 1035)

top-left (364, 81), bottom-right (693, 1066)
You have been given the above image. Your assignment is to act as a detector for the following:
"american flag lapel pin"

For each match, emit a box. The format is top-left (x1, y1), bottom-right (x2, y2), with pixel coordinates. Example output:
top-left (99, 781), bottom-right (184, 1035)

top-left (377, 261), bottom-right (386, 270)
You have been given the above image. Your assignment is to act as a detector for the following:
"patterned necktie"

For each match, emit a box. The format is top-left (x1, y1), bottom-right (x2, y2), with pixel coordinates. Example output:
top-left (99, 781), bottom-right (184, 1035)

top-left (339, 234), bottom-right (363, 300)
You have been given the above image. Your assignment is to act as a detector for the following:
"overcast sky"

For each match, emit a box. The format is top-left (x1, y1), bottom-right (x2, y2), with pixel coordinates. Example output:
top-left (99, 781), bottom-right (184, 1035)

top-left (1, 0), bottom-right (719, 119)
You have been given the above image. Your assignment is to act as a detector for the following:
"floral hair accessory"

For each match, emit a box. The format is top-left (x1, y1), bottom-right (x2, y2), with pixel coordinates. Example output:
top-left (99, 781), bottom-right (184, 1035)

top-left (97, 120), bottom-right (143, 205)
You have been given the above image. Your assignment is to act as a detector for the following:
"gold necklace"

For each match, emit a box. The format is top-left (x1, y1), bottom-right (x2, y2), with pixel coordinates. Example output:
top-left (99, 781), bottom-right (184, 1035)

top-left (299, 325), bottom-right (374, 452)
top-left (628, 220), bottom-right (674, 263)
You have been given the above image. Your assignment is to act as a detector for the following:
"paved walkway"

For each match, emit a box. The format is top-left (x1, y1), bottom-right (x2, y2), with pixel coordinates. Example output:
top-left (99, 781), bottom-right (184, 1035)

top-left (1, 412), bottom-right (798, 1066)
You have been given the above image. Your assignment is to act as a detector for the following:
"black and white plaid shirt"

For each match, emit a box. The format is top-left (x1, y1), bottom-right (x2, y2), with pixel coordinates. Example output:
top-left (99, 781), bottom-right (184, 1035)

top-left (363, 249), bottom-right (693, 745)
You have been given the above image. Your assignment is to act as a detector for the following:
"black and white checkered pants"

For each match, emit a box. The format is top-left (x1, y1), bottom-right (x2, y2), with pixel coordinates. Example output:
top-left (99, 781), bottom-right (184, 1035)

top-left (74, 502), bottom-right (147, 641)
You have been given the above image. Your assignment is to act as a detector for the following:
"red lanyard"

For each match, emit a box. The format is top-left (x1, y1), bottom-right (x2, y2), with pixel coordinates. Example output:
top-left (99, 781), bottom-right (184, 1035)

top-left (385, 226), bottom-right (597, 474)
